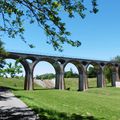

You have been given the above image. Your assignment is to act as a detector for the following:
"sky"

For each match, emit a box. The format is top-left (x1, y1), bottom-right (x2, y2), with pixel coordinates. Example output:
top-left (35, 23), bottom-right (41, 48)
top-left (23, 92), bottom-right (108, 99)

top-left (2, 0), bottom-right (120, 75)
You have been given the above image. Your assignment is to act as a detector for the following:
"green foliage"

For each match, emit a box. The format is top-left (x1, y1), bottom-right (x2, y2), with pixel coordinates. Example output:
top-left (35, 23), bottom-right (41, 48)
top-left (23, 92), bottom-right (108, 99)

top-left (36, 73), bottom-right (55, 80)
top-left (104, 55), bottom-right (120, 82)
top-left (0, 0), bottom-right (98, 51)
top-left (0, 58), bottom-right (6, 71)
top-left (6, 61), bottom-right (23, 78)
top-left (0, 39), bottom-right (7, 55)
top-left (0, 61), bottom-right (23, 78)
top-left (65, 68), bottom-right (78, 78)
top-left (36, 68), bottom-right (78, 80)
top-left (87, 67), bottom-right (96, 78)
top-left (112, 55), bottom-right (120, 63)
top-left (112, 55), bottom-right (120, 79)
top-left (104, 67), bottom-right (112, 83)
top-left (0, 40), bottom-right (4, 53)
top-left (0, 40), bottom-right (7, 77)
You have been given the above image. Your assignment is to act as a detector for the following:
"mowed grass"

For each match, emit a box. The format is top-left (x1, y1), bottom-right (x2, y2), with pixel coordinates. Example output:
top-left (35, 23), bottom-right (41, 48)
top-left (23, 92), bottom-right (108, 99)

top-left (0, 77), bottom-right (120, 120)
top-left (64, 78), bottom-right (110, 90)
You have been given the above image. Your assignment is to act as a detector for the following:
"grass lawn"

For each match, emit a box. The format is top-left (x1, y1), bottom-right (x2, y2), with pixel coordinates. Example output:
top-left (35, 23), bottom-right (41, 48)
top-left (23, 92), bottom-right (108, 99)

top-left (0, 77), bottom-right (120, 120)
top-left (64, 78), bottom-right (111, 90)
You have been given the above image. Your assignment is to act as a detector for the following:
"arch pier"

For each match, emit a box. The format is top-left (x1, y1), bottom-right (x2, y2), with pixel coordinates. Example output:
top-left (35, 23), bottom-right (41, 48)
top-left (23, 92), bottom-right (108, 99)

top-left (0, 52), bottom-right (120, 91)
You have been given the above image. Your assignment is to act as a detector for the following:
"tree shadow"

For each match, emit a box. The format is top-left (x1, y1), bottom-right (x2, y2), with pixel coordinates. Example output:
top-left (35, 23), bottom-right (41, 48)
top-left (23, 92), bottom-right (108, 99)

top-left (0, 86), bottom-right (13, 92)
top-left (0, 106), bottom-right (39, 120)
top-left (32, 107), bottom-right (104, 120)
top-left (88, 87), bottom-right (97, 89)
top-left (0, 86), bottom-right (23, 91)
top-left (0, 86), bottom-right (12, 101)
top-left (0, 87), bottom-right (39, 120)
top-left (15, 95), bottom-right (34, 101)
top-left (7, 94), bottom-right (104, 120)
top-left (0, 95), bottom-right (8, 101)
top-left (33, 87), bottom-right (57, 91)
top-left (0, 87), bottom-right (105, 120)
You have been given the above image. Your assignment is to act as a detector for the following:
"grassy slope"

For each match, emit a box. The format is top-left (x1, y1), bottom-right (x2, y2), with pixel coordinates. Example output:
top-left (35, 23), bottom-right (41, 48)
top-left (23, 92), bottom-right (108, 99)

top-left (0, 77), bottom-right (120, 120)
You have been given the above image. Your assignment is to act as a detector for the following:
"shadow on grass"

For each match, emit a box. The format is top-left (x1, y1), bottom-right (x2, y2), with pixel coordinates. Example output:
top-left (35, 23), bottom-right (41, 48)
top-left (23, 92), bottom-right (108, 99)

top-left (0, 86), bottom-right (15, 91)
top-left (32, 107), bottom-right (104, 120)
top-left (88, 86), bottom-right (98, 89)
top-left (0, 86), bottom-right (24, 91)
top-left (0, 106), bottom-right (39, 120)
top-left (33, 88), bottom-right (55, 91)
top-left (12, 94), bottom-right (105, 120)
top-left (0, 86), bottom-right (105, 120)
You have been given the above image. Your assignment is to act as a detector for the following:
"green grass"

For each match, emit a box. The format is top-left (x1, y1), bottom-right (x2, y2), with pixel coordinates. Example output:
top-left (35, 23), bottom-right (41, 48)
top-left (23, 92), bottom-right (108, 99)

top-left (88, 78), bottom-right (97, 88)
top-left (0, 77), bottom-right (120, 120)
top-left (64, 78), bottom-right (110, 90)
top-left (64, 78), bottom-right (79, 91)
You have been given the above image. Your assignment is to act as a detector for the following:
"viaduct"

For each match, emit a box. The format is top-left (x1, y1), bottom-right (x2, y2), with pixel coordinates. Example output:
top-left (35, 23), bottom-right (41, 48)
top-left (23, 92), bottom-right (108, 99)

top-left (0, 52), bottom-right (120, 91)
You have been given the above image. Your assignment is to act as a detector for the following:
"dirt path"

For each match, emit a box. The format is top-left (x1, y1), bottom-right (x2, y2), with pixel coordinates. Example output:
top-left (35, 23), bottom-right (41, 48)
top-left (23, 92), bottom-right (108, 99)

top-left (0, 89), bottom-right (39, 120)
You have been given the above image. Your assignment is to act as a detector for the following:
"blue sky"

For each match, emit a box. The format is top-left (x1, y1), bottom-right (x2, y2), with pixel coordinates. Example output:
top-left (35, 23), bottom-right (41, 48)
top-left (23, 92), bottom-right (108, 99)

top-left (2, 0), bottom-right (120, 75)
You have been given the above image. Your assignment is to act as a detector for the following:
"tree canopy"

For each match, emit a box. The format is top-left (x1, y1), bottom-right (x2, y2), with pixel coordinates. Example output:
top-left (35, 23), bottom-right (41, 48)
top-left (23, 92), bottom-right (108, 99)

top-left (0, 61), bottom-right (23, 78)
top-left (112, 56), bottom-right (120, 63)
top-left (87, 66), bottom-right (96, 78)
top-left (0, 0), bottom-right (98, 51)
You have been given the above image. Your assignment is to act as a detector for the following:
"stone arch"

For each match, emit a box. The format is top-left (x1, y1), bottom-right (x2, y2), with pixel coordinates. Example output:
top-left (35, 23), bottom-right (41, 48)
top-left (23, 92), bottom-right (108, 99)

top-left (118, 65), bottom-right (120, 80)
top-left (0, 57), bottom-right (27, 89)
top-left (64, 60), bottom-right (84, 73)
top-left (104, 62), bottom-right (116, 86)
top-left (86, 62), bottom-right (101, 69)
top-left (86, 62), bottom-right (101, 88)
top-left (0, 54), bottom-right (32, 90)
top-left (24, 56), bottom-right (37, 63)
top-left (33, 58), bottom-right (61, 89)
top-left (63, 60), bottom-right (85, 91)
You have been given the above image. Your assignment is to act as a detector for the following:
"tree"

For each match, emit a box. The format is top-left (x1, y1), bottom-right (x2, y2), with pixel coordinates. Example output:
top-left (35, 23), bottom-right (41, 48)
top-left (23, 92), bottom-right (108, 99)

top-left (0, 40), bottom-right (7, 77)
top-left (112, 55), bottom-right (120, 79)
top-left (104, 66), bottom-right (112, 83)
top-left (5, 61), bottom-right (23, 78)
top-left (36, 73), bottom-right (55, 80)
top-left (64, 68), bottom-right (78, 78)
top-left (112, 56), bottom-right (120, 63)
top-left (103, 55), bottom-right (120, 83)
top-left (87, 66), bottom-right (96, 78)
top-left (0, 40), bottom-right (5, 53)
top-left (0, 0), bottom-right (98, 51)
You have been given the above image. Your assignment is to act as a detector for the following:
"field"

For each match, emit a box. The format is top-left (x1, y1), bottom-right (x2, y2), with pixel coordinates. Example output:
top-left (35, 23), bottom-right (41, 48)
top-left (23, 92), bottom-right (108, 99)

top-left (0, 77), bottom-right (120, 120)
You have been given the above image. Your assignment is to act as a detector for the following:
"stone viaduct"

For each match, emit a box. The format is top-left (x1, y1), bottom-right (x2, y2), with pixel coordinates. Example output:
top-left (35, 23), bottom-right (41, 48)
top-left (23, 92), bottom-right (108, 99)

top-left (0, 52), bottom-right (120, 91)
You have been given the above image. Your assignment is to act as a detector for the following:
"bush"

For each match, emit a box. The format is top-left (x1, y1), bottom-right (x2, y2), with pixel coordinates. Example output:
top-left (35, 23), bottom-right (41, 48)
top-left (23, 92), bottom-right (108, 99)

top-left (36, 73), bottom-right (55, 80)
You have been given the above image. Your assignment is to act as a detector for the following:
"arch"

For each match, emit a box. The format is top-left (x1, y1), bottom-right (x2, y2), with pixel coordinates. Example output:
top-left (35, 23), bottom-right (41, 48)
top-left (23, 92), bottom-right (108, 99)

top-left (104, 62), bottom-right (114, 68)
top-left (86, 62), bottom-right (101, 88)
top-left (33, 58), bottom-right (61, 89)
top-left (33, 58), bottom-right (61, 73)
top-left (0, 55), bottom-right (29, 74)
top-left (104, 63), bottom-right (116, 87)
top-left (64, 60), bottom-right (84, 91)
top-left (118, 66), bottom-right (120, 80)
top-left (24, 56), bottom-right (37, 63)
top-left (64, 60), bottom-right (84, 73)
top-left (0, 58), bottom-right (26, 90)
top-left (86, 61), bottom-right (101, 69)
top-left (0, 55), bottom-right (31, 90)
